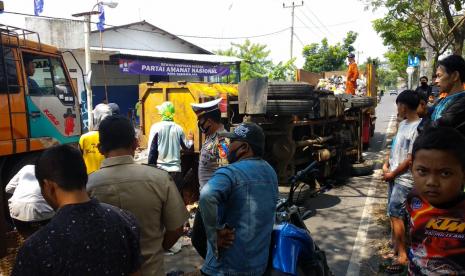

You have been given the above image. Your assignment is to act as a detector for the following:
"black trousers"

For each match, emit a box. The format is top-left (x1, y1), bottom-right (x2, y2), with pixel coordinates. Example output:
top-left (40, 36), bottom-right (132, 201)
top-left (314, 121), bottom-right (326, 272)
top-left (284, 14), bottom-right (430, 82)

top-left (191, 209), bottom-right (207, 259)
top-left (168, 171), bottom-right (185, 193)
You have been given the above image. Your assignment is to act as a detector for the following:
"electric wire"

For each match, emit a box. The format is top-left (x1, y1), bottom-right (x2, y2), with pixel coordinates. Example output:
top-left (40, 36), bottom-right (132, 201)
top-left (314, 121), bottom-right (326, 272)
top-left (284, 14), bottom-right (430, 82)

top-left (2, 11), bottom-right (291, 40)
top-left (304, 5), bottom-right (334, 36)
top-left (294, 14), bottom-right (321, 38)
top-left (297, 9), bottom-right (326, 37)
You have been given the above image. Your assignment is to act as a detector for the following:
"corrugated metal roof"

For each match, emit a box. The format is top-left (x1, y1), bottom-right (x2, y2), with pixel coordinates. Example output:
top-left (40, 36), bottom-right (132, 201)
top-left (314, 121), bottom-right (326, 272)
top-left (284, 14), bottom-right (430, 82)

top-left (90, 47), bottom-right (242, 64)
top-left (91, 21), bottom-right (213, 54)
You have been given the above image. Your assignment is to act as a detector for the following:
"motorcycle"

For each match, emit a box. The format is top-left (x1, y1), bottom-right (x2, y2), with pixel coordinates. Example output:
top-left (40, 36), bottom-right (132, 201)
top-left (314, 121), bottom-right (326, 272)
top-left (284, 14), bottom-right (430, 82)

top-left (266, 161), bottom-right (332, 276)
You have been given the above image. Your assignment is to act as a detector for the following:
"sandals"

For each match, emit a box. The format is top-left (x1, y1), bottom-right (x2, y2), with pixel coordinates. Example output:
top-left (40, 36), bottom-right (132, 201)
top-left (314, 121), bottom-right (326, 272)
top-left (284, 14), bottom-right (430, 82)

top-left (385, 259), bottom-right (407, 274)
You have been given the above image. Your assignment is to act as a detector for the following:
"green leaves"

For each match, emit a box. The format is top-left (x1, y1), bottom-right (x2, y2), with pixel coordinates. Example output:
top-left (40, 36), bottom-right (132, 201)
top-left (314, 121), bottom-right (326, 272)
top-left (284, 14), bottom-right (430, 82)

top-left (215, 39), bottom-right (296, 81)
top-left (302, 32), bottom-right (358, 73)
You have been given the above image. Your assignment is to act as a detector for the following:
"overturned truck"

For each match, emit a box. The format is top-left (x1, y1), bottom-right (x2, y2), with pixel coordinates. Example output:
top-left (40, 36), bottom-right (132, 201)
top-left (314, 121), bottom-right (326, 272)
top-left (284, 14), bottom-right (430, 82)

top-left (236, 77), bottom-right (376, 184)
top-left (140, 65), bottom-right (377, 200)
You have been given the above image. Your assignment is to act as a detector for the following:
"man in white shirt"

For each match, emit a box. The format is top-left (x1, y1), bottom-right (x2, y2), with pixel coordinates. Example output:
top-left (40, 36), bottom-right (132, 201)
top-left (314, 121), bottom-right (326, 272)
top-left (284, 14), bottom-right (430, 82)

top-left (5, 165), bottom-right (54, 237)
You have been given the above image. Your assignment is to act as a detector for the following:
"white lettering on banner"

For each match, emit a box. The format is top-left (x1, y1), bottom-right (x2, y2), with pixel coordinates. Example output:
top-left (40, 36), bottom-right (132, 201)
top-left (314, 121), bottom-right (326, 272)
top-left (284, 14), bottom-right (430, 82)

top-left (141, 65), bottom-right (165, 72)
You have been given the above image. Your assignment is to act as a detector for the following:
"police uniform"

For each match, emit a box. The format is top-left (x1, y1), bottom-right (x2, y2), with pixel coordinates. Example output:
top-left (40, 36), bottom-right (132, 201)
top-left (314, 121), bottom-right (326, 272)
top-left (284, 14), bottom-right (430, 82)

top-left (191, 99), bottom-right (228, 191)
top-left (190, 98), bottom-right (228, 259)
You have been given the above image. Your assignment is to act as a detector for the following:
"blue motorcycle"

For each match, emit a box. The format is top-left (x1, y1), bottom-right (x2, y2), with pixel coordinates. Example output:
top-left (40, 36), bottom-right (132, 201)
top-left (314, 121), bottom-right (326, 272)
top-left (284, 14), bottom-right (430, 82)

top-left (266, 161), bottom-right (332, 276)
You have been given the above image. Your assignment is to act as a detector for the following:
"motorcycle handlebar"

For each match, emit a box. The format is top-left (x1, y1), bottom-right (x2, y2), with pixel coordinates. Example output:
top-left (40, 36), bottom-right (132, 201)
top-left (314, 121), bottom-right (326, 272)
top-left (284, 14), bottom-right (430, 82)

top-left (289, 161), bottom-right (318, 184)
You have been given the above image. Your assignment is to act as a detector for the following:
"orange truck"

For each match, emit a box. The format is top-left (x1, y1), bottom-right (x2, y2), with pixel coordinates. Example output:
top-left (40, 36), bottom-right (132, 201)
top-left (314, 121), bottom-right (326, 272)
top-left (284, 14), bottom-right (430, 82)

top-left (0, 25), bottom-right (82, 256)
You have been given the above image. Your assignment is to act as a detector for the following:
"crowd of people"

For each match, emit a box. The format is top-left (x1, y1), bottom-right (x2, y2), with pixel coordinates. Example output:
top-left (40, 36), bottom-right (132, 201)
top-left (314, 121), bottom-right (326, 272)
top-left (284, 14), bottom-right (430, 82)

top-left (382, 54), bottom-right (465, 275)
top-left (4, 53), bottom-right (465, 276)
top-left (6, 97), bottom-right (278, 275)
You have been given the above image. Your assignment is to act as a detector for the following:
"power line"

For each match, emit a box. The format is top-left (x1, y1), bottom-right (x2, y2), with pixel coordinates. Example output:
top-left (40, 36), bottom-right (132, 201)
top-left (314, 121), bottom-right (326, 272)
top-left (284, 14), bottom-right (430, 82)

top-left (293, 32), bottom-right (305, 47)
top-left (304, 5), bottom-right (333, 36)
top-left (295, 14), bottom-right (321, 38)
top-left (297, 9), bottom-right (326, 37)
top-left (2, 11), bottom-right (290, 40)
top-left (294, 19), bottom-right (359, 29)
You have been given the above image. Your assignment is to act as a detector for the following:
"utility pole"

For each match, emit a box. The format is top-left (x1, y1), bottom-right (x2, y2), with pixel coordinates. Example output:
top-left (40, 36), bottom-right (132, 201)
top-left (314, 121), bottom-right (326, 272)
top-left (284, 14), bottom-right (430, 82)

top-left (283, 1), bottom-right (304, 59)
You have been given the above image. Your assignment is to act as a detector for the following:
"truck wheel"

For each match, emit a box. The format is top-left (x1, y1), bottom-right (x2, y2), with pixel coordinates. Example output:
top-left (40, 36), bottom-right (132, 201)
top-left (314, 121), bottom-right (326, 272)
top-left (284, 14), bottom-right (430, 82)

top-left (267, 100), bottom-right (316, 115)
top-left (351, 160), bottom-right (374, 176)
top-left (268, 82), bottom-right (314, 99)
top-left (350, 97), bottom-right (376, 108)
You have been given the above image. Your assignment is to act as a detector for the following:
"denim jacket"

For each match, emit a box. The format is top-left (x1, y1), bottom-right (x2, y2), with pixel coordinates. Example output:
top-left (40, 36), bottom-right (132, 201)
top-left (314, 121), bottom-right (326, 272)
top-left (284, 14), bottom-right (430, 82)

top-left (199, 158), bottom-right (278, 276)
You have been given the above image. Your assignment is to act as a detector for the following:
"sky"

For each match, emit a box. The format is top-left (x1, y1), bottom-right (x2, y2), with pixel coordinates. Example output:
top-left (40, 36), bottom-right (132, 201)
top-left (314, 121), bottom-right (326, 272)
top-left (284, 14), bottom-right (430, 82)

top-left (1, 0), bottom-right (388, 67)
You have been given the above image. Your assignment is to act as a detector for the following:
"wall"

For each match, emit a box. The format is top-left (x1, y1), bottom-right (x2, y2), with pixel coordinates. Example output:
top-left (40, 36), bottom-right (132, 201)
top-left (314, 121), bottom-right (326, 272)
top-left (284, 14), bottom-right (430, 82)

top-left (25, 17), bottom-right (84, 50)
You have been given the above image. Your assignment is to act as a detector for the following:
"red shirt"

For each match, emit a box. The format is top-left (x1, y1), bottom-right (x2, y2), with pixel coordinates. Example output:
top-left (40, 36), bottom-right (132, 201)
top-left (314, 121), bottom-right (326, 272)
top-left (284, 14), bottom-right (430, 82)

top-left (407, 193), bottom-right (465, 275)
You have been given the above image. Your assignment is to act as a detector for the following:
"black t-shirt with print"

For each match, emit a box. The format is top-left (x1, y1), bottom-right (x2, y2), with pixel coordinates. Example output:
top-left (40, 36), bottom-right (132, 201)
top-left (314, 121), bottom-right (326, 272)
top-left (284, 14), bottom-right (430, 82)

top-left (12, 199), bottom-right (141, 276)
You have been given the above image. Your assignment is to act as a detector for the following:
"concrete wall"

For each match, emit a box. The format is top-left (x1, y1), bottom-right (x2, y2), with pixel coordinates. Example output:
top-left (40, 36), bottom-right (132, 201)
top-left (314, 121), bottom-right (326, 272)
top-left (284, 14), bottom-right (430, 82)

top-left (25, 17), bottom-right (84, 50)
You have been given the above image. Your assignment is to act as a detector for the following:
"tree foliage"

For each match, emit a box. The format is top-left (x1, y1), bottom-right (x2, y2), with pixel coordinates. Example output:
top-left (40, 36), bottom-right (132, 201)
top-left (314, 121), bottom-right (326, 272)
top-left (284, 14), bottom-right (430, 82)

top-left (215, 39), bottom-right (296, 81)
top-left (377, 67), bottom-right (400, 90)
top-left (366, 0), bottom-right (465, 77)
top-left (302, 31), bottom-right (358, 73)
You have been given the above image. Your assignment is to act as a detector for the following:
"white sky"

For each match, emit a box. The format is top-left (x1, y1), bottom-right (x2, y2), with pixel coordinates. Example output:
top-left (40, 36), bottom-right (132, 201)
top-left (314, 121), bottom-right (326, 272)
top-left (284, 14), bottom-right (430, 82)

top-left (1, 0), bottom-right (388, 67)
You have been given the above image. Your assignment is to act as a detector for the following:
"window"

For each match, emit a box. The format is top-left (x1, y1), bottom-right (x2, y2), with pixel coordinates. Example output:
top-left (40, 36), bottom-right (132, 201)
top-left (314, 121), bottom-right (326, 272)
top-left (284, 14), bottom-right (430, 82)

top-left (23, 53), bottom-right (75, 105)
top-left (0, 46), bottom-right (20, 93)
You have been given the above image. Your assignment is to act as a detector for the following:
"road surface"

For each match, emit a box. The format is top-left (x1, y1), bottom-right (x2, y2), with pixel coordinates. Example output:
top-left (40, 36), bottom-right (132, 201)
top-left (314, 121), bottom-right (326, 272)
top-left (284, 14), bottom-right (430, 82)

top-left (164, 93), bottom-right (399, 275)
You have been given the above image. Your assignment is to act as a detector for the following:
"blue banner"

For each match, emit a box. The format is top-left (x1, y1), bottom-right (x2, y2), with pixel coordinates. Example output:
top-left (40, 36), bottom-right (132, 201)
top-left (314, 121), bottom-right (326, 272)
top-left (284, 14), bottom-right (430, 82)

top-left (119, 59), bottom-right (231, 77)
top-left (97, 3), bottom-right (105, 31)
top-left (34, 0), bottom-right (44, 16)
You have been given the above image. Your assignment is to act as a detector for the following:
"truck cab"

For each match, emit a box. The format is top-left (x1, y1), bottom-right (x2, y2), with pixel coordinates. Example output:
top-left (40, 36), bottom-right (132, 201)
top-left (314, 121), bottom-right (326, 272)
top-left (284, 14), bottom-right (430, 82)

top-left (0, 25), bottom-right (82, 257)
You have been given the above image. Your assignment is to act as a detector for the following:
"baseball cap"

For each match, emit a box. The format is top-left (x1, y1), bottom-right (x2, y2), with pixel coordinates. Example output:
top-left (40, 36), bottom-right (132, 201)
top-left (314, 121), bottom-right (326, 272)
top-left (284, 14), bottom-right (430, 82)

top-left (220, 122), bottom-right (265, 152)
top-left (347, 53), bottom-right (355, 58)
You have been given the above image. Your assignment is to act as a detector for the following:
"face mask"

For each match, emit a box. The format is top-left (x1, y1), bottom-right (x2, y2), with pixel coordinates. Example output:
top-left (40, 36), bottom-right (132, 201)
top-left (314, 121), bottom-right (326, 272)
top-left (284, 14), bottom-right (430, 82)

top-left (421, 82), bottom-right (428, 87)
top-left (227, 144), bottom-right (245, 164)
top-left (198, 119), bottom-right (210, 134)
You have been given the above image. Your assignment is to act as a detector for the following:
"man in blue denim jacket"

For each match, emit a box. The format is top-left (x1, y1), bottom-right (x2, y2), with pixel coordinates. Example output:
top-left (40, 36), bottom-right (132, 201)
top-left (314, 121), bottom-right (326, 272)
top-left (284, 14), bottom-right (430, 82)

top-left (199, 122), bottom-right (279, 275)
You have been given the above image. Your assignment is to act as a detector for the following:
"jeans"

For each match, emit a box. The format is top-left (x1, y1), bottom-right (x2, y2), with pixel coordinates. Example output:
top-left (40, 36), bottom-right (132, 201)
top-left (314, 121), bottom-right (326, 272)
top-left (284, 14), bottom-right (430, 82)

top-left (388, 183), bottom-right (412, 218)
top-left (191, 209), bottom-right (207, 259)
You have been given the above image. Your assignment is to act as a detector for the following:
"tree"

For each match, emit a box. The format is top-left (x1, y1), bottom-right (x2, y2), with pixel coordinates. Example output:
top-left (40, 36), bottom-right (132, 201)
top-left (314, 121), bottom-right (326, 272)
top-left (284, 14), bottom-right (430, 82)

top-left (302, 31), bottom-right (358, 73)
top-left (366, 0), bottom-right (465, 75)
top-left (372, 15), bottom-right (422, 77)
top-left (269, 58), bottom-right (297, 81)
top-left (215, 39), bottom-right (296, 81)
top-left (377, 67), bottom-right (400, 90)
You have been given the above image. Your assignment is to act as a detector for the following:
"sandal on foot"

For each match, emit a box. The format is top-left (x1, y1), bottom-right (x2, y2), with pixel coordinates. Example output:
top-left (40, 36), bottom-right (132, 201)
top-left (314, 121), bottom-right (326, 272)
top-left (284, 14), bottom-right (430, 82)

top-left (385, 260), bottom-right (406, 274)
top-left (382, 251), bottom-right (396, 260)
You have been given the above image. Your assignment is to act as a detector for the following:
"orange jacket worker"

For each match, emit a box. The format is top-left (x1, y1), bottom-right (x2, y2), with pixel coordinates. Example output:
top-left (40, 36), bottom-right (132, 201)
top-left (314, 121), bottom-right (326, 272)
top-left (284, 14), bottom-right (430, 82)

top-left (346, 53), bottom-right (359, 95)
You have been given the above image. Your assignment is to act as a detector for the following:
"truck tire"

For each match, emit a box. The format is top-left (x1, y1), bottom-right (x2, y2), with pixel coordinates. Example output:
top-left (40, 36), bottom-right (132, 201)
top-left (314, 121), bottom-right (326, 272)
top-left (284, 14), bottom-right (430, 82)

top-left (268, 82), bottom-right (314, 99)
top-left (351, 160), bottom-right (374, 176)
top-left (350, 97), bottom-right (376, 108)
top-left (267, 100), bottom-right (315, 115)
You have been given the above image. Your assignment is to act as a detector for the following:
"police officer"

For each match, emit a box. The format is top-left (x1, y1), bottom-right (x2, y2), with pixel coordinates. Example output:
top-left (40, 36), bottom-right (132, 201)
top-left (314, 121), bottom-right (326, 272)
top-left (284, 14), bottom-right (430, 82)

top-left (190, 98), bottom-right (228, 259)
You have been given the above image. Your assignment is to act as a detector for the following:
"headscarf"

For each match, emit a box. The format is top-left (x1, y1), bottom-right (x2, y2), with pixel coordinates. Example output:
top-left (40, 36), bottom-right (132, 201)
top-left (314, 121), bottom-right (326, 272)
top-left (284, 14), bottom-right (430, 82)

top-left (157, 101), bottom-right (175, 121)
top-left (93, 103), bottom-right (112, 130)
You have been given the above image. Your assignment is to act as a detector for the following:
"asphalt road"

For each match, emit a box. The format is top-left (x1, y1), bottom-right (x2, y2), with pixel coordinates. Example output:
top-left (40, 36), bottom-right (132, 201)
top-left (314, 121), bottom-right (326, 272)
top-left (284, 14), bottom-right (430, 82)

top-left (164, 94), bottom-right (399, 275)
top-left (303, 94), bottom-right (398, 276)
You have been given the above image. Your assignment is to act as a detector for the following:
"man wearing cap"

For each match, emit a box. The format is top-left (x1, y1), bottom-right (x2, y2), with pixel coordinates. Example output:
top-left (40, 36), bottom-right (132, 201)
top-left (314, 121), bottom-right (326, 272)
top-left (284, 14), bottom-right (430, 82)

top-left (147, 101), bottom-right (193, 191)
top-left (346, 53), bottom-right (359, 95)
top-left (199, 122), bottom-right (278, 275)
top-left (190, 98), bottom-right (229, 259)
